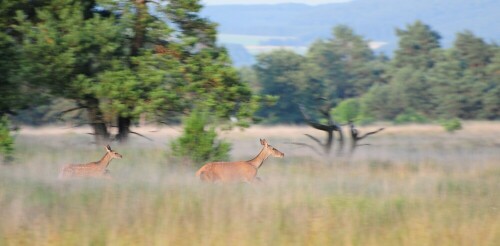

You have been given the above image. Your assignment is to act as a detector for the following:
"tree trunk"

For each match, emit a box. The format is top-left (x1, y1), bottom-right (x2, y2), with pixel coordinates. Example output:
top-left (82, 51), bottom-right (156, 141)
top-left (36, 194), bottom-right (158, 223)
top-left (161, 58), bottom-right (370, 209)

top-left (112, 0), bottom-right (146, 144)
top-left (116, 116), bottom-right (131, 143)
top-left (85, 97), bottom-right (110, 144)
top-left (325, 130), bottom-right (334, 154)
top-left (132, 0), bottom-right (146, 57)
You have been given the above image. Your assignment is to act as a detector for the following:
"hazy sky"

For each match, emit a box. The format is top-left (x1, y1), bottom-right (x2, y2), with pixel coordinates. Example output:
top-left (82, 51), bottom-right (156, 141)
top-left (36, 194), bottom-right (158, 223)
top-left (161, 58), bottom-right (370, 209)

top-left (202, 0), bottom-right (351, 5)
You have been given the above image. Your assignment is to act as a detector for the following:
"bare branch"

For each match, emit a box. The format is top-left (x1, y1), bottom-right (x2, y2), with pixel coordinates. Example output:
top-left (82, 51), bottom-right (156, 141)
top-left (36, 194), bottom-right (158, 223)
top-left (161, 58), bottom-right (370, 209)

top-left (145, 0), bottom-right (161, 5)
top-left (285, 142), bottom-right (323, 156)
top-left (130, 131), bottom-right (153, 141)
top-left (63, 121), bottom-right (104, 129)
top-left (356, 144), bottom-right (371, 147)
top-left (358, 128), bottom-right (385, 140)
top-left (304, 134), bottom-right (323, 146)
top-left (299, 105), bottom-right (336, 131)
top-left (65, 122), bottom-right (87, 128)
top-left (56, 106), bottom-right (87, 121)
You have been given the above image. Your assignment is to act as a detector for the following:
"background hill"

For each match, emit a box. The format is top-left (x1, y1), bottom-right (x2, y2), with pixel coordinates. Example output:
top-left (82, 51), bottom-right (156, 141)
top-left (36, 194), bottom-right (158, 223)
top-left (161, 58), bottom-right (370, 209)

top-left (202, 0), bottom-right (500, 66)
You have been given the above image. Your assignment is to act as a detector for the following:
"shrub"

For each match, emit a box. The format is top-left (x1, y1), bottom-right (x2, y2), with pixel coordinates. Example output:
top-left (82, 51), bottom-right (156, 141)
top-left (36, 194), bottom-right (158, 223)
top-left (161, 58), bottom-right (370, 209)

top-left (439, 118), bottom-right (462, 133)
top-left (0, 116), bottom-right (14, 163)
top-left (393, 111), bottom-right (429, 124)
top-left (332, 98), bottom-right (360, 123)
top-left (332, 98), bottom-right (375, 125)
top-left (170, 110), bottom-right (230, 166)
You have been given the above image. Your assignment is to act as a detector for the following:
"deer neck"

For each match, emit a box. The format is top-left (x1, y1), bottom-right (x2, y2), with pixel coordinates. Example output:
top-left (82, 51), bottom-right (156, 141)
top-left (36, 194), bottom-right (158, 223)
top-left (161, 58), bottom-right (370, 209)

top-left (96, 152), bottom-right (114, 170)
top-left (248, 147), bottom-right (271, 169)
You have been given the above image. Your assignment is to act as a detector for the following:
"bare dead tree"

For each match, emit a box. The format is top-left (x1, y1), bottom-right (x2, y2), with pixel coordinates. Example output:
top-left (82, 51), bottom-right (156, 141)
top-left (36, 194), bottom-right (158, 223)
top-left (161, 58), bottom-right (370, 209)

top-left (289, 102), bottom-right (385, 159)
top-left (286, 104), bottom-right (343, 156)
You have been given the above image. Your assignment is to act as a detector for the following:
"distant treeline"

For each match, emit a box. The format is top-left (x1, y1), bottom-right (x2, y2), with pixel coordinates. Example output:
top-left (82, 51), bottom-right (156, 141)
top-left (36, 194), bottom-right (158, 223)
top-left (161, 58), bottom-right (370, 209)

top-left (242, 22), bottom-right (500, 124)
top-left (2, 2), bottom-right (499, 129)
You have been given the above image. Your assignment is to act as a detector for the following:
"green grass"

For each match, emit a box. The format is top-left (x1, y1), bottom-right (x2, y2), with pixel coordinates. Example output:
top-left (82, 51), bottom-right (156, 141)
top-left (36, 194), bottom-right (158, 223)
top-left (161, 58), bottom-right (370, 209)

top-left (0, 123), bottom-right (499, 245)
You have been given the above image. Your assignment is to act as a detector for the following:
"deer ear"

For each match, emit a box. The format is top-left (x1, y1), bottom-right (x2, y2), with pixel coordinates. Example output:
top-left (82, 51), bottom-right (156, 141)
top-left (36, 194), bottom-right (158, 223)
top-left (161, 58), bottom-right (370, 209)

top-left (105, 145), bottom-right (111, 152)
top-left (260, 139), bottom-right (267, 146)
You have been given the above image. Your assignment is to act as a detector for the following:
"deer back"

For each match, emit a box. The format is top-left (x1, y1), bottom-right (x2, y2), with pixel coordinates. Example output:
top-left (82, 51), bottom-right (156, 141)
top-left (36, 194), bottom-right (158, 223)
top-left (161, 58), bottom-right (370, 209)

top-left (197, 161), bottom-right (257, 182)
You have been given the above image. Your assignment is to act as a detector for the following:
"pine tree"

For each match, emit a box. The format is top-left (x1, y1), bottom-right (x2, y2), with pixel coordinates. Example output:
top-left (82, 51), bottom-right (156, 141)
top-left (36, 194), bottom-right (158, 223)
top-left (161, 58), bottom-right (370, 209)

top-left (481, 48), bottom-right (500, 119)
top-left (386, 21), bottom-right (442, 117)
top-left (253, 50), bottom-right (306, 123)
top-left (14, 0), bottom-right (259, 143)
top-left (306, 25), bottom-right (382, 101)
top-left (428, 50), bottom-right (465, 118)
top-left (393, 20), bottom-right (441, 70)
top-left (14, 0), bottom-right (121, 142)
top-left (99, 0), bottom-right (258, 141)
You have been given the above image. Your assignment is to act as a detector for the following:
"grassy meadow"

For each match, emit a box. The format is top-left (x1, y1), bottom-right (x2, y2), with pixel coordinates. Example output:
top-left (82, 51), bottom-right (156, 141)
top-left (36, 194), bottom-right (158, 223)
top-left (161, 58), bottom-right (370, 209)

top-left (0, 122), bottom-right (499, 245)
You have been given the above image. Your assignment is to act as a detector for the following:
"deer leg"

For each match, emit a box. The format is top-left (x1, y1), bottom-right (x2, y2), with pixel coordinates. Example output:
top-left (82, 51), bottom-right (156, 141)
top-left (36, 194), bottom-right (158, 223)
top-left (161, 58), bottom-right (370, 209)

top-left (103, 169), bottom-right (113, 180)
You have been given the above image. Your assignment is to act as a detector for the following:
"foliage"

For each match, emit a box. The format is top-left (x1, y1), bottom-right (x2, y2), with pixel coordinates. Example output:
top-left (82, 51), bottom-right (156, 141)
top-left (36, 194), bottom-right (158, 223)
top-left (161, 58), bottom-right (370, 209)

top-left (360, 84), bottom-right (403, 120)
top-left (393, 20), bottom-right (441, 69)
top-left (253, 50), bottom-right (306, 123)
top-left (439, 118), bottom-right (462, 133)
top-left (253, 26), bottom-right (385, 124)
top-left (170, 110), bottom-right (230, 165)
top-left (394, 111), bottom-right (430, 124)
top-left (9, 0), bottom-right (260, 143)
top-left (5, 1), bottom-right (500, 128)
top-left (331, 98), bottom-right (361, 123)
top-left (0, 116), bottom-right (14, 163)
top-left (307, 25), bottom-right (382, 99)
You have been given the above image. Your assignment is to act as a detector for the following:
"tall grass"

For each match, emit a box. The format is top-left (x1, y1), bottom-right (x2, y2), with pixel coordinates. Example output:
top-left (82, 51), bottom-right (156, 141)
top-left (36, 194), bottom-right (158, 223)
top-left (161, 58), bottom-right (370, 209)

top-left (0, 122), bottom-right (499, 245)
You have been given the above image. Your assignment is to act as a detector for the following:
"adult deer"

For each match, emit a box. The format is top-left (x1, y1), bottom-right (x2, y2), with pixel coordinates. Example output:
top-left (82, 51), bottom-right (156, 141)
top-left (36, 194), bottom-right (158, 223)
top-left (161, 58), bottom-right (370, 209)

top-left (59, 145), bottom-right (123, 179)
top-left (195, 139), bottom-right (284, 183)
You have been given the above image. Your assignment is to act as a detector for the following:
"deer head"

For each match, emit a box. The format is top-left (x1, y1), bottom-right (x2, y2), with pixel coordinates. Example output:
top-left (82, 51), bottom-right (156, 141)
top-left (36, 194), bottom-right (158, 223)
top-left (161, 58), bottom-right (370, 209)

top-left (105, 145), bottom-right (123, 159)
top-left (260, 139), bottom-right (284, 158)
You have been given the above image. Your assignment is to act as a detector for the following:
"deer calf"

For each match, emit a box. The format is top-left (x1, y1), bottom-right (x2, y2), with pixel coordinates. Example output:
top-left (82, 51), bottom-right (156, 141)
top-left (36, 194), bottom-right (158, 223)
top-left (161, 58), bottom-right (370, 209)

top-left (59, 145), bottom-right (122, 179)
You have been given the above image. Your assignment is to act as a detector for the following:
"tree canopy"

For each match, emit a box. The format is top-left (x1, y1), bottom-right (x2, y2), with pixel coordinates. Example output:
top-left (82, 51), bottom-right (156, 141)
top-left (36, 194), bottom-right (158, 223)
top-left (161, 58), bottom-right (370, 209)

top-left (250, 21), bottom-right (499, 124)
top-left (6, 0), bottom-right (260, 143)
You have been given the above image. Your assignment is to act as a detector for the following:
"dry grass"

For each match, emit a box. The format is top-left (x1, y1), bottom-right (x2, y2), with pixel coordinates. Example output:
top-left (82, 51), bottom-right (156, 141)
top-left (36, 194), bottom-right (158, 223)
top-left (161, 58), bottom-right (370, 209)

top-left (1, 122), bottom-right (499, 245)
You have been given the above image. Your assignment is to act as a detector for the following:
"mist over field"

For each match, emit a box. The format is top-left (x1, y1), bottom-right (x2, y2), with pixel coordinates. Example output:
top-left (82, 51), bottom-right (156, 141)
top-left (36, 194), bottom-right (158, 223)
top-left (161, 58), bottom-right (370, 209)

top-left (1, 123), bottom-right (499, 245)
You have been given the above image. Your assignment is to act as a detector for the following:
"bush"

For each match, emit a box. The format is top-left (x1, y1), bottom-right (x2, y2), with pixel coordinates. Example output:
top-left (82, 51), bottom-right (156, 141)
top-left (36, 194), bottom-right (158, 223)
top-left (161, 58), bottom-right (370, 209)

top-left (0, 116), bottom-right (14, 163)
top-left (439, 118), bottom-right (462, 133)
top-left (331, 98), bottom-right (375, 125)
top-left (332, 98), bottom-right (360, 123)
top-left (393, 111), bottom-right (429, 124)
top-left (170, 110), bottom-right (230, 166)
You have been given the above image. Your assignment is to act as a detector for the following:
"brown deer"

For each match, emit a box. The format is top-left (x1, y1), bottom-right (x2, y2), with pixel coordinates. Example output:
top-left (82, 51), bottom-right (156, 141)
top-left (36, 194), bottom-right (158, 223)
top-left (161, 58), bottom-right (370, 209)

top-left (195, 139), bottom-right (284, 183)
top-left (59, 145), bottom-right (123, 179)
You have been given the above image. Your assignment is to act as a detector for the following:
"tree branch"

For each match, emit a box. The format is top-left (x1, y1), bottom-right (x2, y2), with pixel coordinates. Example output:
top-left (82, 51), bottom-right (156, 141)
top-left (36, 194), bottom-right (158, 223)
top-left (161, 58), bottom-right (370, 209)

top-left (304, 134), bottom-right (323, 146)
top-left (356, 144), bottom-right (371, 147)
top-left (285, 142), bottom-right (324, 156)
top-left (358, 128), bottom-right (385, 140)
top-left (299, 105), bottom-right (336, 131)
top-left (130, 131), bottom-right (153, 141)
top-left (56, 106), bottom-right (87, 120)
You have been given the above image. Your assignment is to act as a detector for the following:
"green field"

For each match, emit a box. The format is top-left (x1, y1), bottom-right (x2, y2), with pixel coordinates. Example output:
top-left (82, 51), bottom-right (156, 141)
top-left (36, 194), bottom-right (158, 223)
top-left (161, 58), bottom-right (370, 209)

top-left (1, 123), bottom-right (499, 245)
